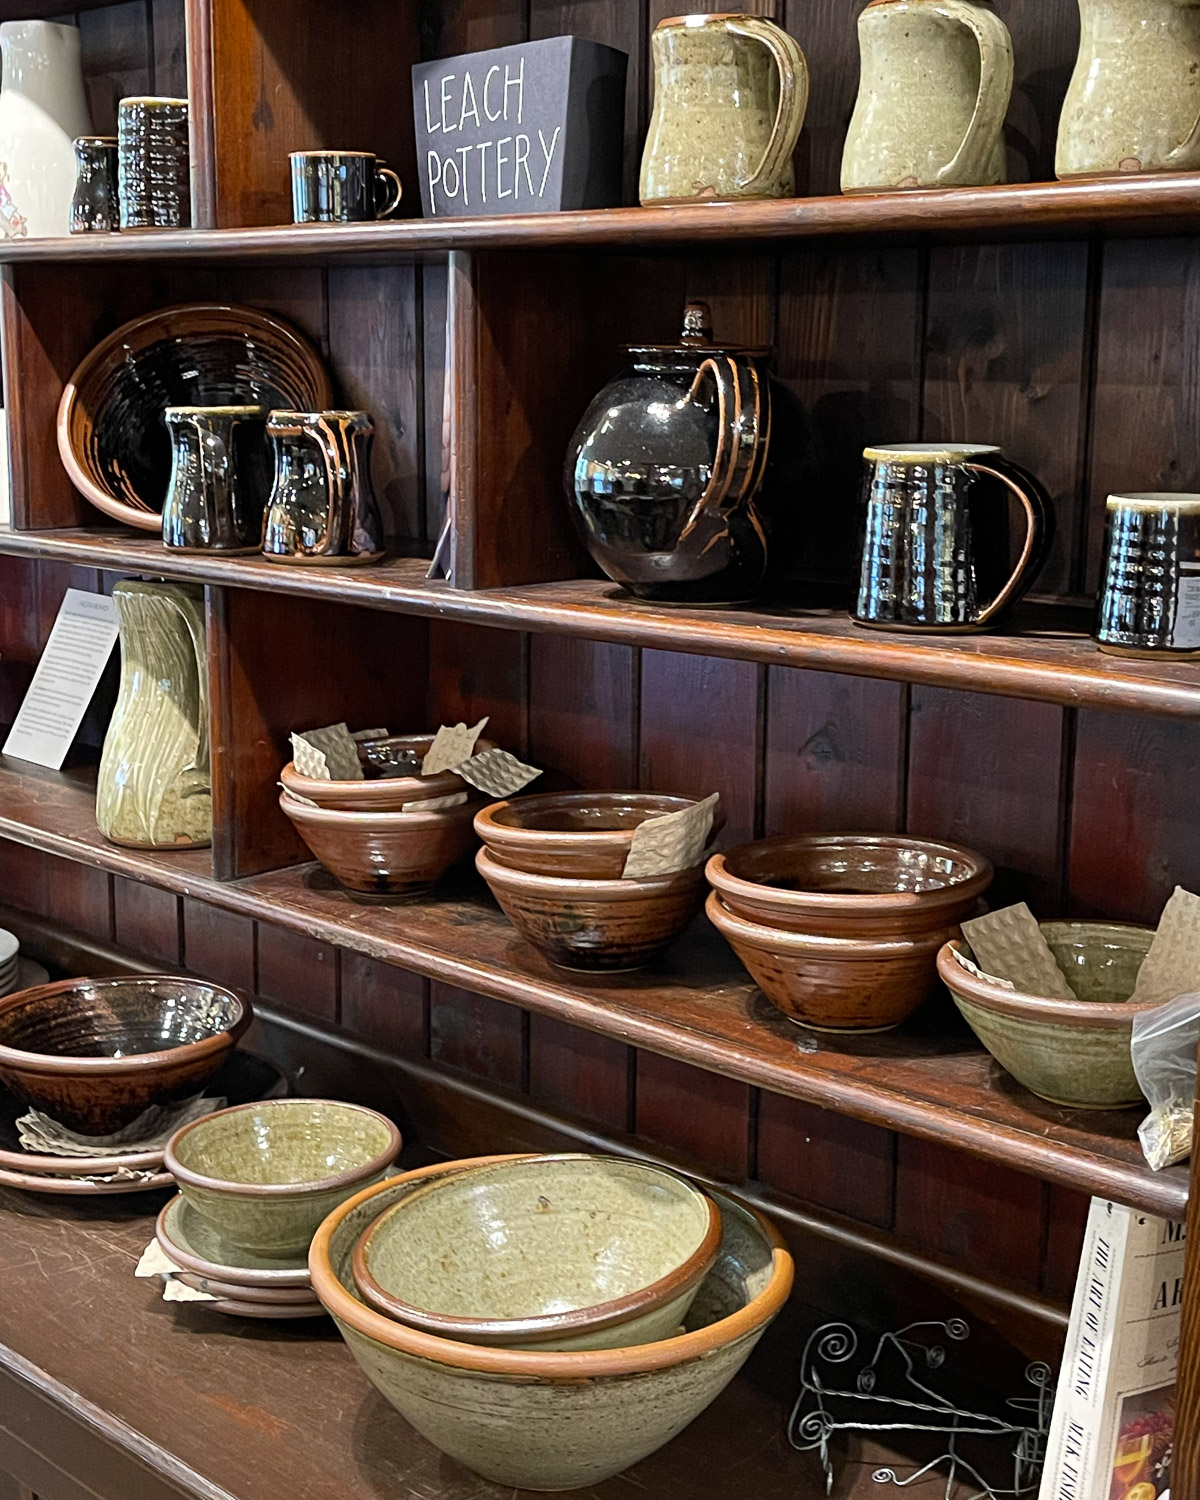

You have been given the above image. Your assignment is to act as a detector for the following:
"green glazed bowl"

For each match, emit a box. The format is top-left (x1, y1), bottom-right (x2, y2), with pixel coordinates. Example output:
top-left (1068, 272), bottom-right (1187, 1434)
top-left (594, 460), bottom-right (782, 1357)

top-left (165, 1098), bottom-right (401, 1257)
top-left (937, 920), bottom-right (1157, 1109)
top-left (352, 1153), bottom-right (722, 1350)
top-left (310, 1158), bottom-right (793, 1492)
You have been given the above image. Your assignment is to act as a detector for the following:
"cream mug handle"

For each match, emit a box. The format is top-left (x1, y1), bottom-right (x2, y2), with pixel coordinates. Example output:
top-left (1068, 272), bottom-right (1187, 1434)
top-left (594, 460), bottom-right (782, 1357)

top-left (935, 1), bottom-right (1014, 187)
top-left (725, 17), bottom-right (809, 196)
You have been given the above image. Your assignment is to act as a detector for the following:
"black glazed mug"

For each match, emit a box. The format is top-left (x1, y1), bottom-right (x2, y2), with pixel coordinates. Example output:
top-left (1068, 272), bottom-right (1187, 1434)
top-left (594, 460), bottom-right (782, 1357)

top-left (70, 136), bottom-right (119, 233)
top-left (290, 151), bottom-right (403, 223)
top-left (1096, 492), bottom-right (1200, 657)
top-left (853, 444), bottom-right (1051, 632)
top-left (162, 405), bottom-right (271, 554)
top-left (118, 96), bottom-right (190, 229)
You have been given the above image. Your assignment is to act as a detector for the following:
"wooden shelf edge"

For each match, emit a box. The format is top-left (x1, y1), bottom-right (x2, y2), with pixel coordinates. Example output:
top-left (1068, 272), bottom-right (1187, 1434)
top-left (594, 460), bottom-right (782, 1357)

top-left (5, 174), bottom-right (1200, 262)
top-left (0, 802), bottom-right (1184, 1220)
top-left (4, 528), bottom-right (1199, 717)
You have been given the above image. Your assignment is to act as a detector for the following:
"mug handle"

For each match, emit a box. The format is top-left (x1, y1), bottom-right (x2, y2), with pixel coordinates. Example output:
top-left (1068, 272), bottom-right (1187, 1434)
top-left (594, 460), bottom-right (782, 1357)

top-left (678, 353), bottom-right (770, 543)
top-left (374, 166), bottom-right (403, 218)
top-left (725, 17), bottom-right (809, 196)
top-left (963, 456), bottom-right (1050, 626)
top-left (935, 1), bottom-right (1014, 187)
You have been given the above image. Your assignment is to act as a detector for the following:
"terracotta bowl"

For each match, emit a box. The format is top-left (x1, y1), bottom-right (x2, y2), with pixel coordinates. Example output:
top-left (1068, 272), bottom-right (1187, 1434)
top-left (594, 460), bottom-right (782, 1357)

top-left (474, 792), bottom-right (725, 879)
top-left (281, 734), bottom-right (497, 813)
top-left (0, 974), bottom-right (251, 1135)
top-left (707, 892), bottom-right (957, 1031)
top-left (165, 1098), bottom-right (402, 1257)
top-left (352, 1153), bottom-right (721, 1351)
top-left (280, 792), bottom-right (481, 895)
top-left (309, 1158), bottom-right (793, 1492)
top-left (476, 847), bottom-right (706, 971)
top-left (706, 834), bottom-right (993, 937)
top-left (937, 921), bottom-right (1157, 1109)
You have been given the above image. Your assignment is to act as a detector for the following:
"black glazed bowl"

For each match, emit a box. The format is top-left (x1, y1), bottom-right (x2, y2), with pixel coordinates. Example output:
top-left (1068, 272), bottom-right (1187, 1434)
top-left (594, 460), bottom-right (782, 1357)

top-left (0, 975), bottom-right (252, 1134)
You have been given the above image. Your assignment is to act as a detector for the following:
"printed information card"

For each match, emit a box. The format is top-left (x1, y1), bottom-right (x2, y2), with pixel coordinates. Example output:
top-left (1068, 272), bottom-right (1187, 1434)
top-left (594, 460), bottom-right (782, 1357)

top-left (3, 589), bottom-right (119, 770)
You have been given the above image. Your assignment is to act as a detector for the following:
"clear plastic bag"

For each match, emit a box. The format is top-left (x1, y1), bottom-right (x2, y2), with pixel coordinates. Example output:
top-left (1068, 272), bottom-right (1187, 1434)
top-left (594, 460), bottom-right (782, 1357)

top-left (1132, 992), bottom-right (1200, 1170)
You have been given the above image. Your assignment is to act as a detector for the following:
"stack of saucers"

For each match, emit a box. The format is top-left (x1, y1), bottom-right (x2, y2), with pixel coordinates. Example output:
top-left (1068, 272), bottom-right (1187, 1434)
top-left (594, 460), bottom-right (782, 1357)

top-left (0, 929), bottom-right (48, 999)
top-left (158, 1097), bottom-right (402, 1320)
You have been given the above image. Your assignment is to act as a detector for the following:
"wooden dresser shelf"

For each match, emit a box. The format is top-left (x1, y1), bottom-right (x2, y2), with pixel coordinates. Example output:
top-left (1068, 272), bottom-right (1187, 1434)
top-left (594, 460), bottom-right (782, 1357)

top-left (4, 528), bottom-right (1198, 717)
top-left (2, 173), bottom-right (1200, 262)
top-left (0, 754), bottom-right (1184, 1219)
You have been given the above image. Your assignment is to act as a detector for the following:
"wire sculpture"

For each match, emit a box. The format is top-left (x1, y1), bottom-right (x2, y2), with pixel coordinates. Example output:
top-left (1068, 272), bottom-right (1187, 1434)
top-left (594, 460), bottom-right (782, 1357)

top-left (787, 1319), bottom-right (1053, 1499)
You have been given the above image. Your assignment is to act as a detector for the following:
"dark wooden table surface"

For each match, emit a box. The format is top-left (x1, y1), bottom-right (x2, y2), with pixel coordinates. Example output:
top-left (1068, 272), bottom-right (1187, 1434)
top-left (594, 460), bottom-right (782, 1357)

top-left (0, 1184), bottom-right (1010, 1500)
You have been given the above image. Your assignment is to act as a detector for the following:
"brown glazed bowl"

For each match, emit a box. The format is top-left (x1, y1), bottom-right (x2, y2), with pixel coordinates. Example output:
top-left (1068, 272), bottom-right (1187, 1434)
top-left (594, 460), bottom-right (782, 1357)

top-left (0, 974), bottom-right (252, 1134)
top-left (476, 847), bottom-right (707, 971)
top-left (475, 792), bottom-right (725, 879)
top-left (57, 303), bottom-right (333, 532)
top-left (706, 834), bottom-right (992, 937)
top-left (282, 735), bottom-right (497, 813)
top-left (707, 892), bottom-right (955, 1032)
top-left (280, 793), bottom-right (481, 895)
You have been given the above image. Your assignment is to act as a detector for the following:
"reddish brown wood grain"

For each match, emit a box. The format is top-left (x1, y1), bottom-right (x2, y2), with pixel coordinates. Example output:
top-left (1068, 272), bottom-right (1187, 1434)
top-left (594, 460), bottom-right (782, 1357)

top-left (1040, 1184), bottom-right (1091, 1301)
top-left (44, 861), bottom-right (112, 944)
top-left (0, 839), bottom-right (48, 916)
top-left (340, 951), bottom-right (429, 1058)
top-left (429, 980), bottom-right (526, 1089)
top-left (907, 688), bottom-right (1068, 912)
top-left (78, 1), bottom-right (152, 135)
top-left (181, 898), bottom-right (255, 993)
top-left (528, 635), bottom-right (637, 789)
top-left (764, 667), bottom-right (907, 835)
top-left (635, 1051), bottom-right (753, 1182)
top-left (111, 877), bottom-right (180, 964)
top-left (256, 922), bottom-right (338, 1023)
top-left (527, 1011), bottom-right (632, 1133)
top-left (426, 619), bottom-right (529, 752)
top-left (756, 1090), bottom-right (896, 1230)
top-left (639, 651), bottom-right (762, 845)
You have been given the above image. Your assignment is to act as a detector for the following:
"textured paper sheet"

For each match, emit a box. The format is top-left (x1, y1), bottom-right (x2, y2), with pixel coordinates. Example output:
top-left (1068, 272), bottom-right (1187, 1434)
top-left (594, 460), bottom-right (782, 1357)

top-left (291, 723), bottom-right (363, 781)
top-left (623, 793), bottom-right (720, 879)
top-left (422, 717), bottom-right (489, 775)
top-left (1131, 886), bottom-right (1200, 1003)
top-left (949, 946), bottom-right (1017, 991)
top-left (455, 748), bottom-right (542, 797)
top-left (136, 1240), bottom-right (218, 1301)
top-left (960, 903), bottom-right (1075, 1000)
top-left (18, 1094), bottom-right (224, 1157)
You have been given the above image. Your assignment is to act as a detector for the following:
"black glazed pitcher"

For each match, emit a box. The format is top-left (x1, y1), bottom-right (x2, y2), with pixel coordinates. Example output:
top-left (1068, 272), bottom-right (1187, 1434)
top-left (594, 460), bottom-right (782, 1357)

top-left (565, 302), bottom-right (773, 606)
top-left (852, 444), bottom-right (1051, 632)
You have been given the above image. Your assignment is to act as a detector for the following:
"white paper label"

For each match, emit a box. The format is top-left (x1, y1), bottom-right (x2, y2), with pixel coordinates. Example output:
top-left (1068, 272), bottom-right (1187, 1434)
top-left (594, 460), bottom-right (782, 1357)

top-left (1174, 573), bottom-right (1200, 649)
top-left (3, 589), bottom-right (119, 770)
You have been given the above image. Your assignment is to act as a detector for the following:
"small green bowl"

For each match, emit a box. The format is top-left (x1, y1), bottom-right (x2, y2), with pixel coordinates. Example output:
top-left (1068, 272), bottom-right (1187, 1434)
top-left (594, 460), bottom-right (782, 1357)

top-left (165, 1098), bottom-right (401, 1257)
top-left (938, 920), bottom-right (1157, 1109)
top-left (352, 1153), bottom-right (722, 1350)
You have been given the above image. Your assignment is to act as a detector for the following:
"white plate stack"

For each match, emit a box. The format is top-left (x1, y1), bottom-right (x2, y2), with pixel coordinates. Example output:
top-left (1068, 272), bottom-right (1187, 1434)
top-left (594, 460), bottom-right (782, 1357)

top-left (0, 931), bottom-right (49, 999)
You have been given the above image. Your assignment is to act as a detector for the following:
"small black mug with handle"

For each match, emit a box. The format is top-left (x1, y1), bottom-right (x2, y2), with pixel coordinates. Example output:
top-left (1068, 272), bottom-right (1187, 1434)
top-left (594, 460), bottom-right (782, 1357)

top-left (290, 150), bottom-right (403, 224)
top-left (852, 443), bottom-right (1052, 633)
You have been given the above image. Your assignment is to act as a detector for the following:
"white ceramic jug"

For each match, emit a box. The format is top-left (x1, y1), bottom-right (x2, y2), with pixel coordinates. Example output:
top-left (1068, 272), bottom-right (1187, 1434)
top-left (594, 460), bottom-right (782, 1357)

top-left (0, 21), bottom-right (93, 238)
top-left (841, 0), bottom-right (1013, 193)
top-left (1057, 0), bottom-right (1200, 178)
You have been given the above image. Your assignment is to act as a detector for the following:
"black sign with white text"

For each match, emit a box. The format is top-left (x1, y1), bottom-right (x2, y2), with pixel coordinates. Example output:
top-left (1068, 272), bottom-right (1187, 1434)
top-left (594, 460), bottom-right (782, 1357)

top-left (412, 36), bottom-right (627, 217)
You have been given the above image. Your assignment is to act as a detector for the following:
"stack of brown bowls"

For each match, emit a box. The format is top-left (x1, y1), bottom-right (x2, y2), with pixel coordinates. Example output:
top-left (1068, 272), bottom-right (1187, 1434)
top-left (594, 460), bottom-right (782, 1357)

top-left (474, 792), bottom-right (722, 970)
top-left (309, 1152), bottom-right (794, 1490)
top-left (279, 732), bottom-right (494, 896)
top-left (706, 834), bottom-right (993, 1031)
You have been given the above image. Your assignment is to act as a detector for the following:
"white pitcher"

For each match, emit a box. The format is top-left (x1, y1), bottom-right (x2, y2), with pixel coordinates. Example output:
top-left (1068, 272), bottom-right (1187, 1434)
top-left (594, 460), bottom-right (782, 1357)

top-left (0, 21), bottom-right (93, 238)
top-left (1057, 0), bottom-right (1200, 178)
top-left (842, 0), bottom-right (1013, 193)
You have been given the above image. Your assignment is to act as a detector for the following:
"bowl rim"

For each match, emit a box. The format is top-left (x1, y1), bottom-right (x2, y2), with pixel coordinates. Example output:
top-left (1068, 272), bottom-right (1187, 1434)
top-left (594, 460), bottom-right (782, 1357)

top-left (476, 845), bottom-right (708, 895)
top-left (165, 1097), bottom-right (402, 1197)
top-left (351, 1152), bottom-right (723, 1342)
top-left (281, 737), bottom-right (498, 802)
top-left (475, 791), bottom-right (721, 848)
top-left (309, 1156), bottom-right (794, 1377)
top-left (278, 791), bottom-right (483, 827)
top-left (706, 891), bottom-right (954, 955)
top-left (0, 974), bottom-right (252, 1076)
top-left (707, 834), bottom-right (994, 913)
top-left (156, 1193), bottom-right (313, 1286)
top-left (938, 922), bottom-right (1160, 1025)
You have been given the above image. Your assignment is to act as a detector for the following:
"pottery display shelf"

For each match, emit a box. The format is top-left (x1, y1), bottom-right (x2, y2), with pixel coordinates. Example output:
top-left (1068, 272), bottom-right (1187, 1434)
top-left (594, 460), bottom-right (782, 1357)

top-left (0, 758), bottom-right (1184, 1221)
top-left (2, 529), bottom-right (1199, 717)
top-left (0, 174), bottom-right (1196, 261)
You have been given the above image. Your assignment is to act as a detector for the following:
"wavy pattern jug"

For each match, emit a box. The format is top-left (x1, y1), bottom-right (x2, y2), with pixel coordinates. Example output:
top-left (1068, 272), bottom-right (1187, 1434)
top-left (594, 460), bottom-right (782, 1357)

top-left (1057, 0), bottom-right (1200, 177)
top-left (96, 581), bottom-right (211, 849)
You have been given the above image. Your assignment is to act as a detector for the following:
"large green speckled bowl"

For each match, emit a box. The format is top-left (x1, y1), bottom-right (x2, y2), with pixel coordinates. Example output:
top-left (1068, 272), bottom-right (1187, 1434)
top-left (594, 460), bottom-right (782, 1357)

top-left (938, 920), bottom-right (1157, 1109)
top-left (165, 1098), bottom-right (401, 1257)
top-left (309, 1157), bottom-right (793, 1492)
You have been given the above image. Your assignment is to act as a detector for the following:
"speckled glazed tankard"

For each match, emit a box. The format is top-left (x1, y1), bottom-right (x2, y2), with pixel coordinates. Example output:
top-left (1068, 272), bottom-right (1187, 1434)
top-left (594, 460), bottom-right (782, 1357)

top-left (639, 13), bottom-right (808, 204)
top-left (1057, 0), bottom-right (1200, 178)
top-left (841, 0), bottom-right (1014, 193)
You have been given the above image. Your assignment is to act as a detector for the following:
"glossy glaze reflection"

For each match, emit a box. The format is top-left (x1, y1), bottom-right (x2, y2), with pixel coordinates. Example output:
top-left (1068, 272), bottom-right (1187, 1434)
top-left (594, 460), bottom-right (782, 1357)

top-left (70, 135), bottom-right (118, 232)
top-left (262, 410), bottom-right (385, 565)
top-left (1096, 493), bottom-right (1200, 656)
top-left (161, 405), bottom-right (271, 553)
